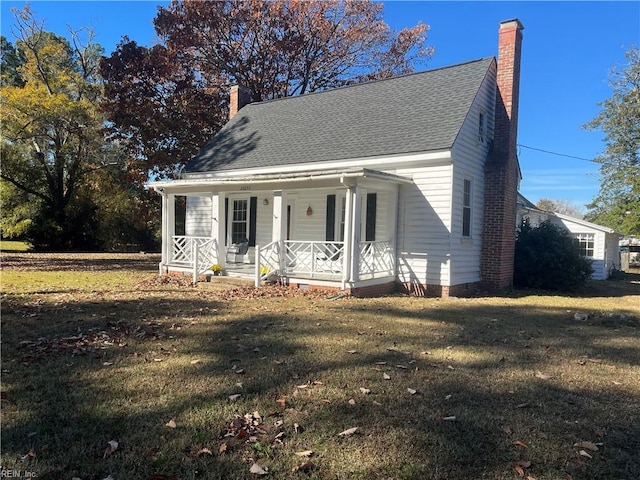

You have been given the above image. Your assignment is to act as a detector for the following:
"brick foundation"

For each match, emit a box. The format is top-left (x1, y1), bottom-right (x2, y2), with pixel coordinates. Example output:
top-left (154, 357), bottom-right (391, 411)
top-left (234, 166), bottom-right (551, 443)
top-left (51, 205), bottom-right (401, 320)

top-left (399, 281), bottom-right (480, 298)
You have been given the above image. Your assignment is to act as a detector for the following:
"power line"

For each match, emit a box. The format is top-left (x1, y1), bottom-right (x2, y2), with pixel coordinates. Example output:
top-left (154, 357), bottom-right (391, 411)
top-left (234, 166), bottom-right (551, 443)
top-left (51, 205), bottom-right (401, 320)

top-left (517, 144), bottom-right (597, 163)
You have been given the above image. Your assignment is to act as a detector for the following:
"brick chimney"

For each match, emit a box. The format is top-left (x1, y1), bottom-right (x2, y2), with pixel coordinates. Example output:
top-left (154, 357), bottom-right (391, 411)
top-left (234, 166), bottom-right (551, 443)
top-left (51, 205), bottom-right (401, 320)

top-left (229, 84), bottom-right (252, 120)
top-left (480, 19), bottom-right (524, 291)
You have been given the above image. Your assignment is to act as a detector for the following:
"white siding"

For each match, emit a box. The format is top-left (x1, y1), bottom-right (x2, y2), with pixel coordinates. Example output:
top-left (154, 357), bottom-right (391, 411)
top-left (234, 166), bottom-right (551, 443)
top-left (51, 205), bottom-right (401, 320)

top-left (185, 196), bottom-right (212, 237)
top-left (449, 63), bottom-right (496, 285)
top-left (549, 218), bottom-right (609, 280)
top-left (395, 164), bottom-right (453, 285)
top-left (390, 62), bottom-right (495, 289)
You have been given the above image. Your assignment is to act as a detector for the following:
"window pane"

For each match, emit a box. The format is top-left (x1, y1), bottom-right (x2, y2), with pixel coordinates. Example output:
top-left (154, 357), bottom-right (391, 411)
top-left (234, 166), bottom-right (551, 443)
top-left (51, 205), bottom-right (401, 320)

top-left (232, 200), bottom-right (248, 243)
top-left (462, 179), bottom-right (472, 237)
top-left (462, 208), bottom-right (471, 237)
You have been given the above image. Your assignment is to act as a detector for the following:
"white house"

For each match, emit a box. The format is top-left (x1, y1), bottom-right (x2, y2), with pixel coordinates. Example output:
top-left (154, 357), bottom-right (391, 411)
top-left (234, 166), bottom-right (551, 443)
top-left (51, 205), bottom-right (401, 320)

top-left (149, 19), bottom-right (525, 296)
top-left (517, 194), bottom-right (622, 280)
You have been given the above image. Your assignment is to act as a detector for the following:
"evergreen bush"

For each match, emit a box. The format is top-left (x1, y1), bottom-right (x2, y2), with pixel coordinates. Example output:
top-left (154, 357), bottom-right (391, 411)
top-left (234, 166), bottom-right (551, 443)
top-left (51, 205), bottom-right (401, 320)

top-left (514, 219), bottom-right (593, 291)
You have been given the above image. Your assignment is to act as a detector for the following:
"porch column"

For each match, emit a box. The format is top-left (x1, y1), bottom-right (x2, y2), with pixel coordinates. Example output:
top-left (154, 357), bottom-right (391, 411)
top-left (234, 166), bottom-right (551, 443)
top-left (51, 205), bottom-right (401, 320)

top-left (350, 186), bottom-right (362, 282)
top-left (161, 192), bottom-right (176, 271)
top-left (342, 187), bottom-right (353, 285)
top-left (272, 191), bottom-right (286, 271)
top-left (389, 186), bottom-right (399, 276)
top-left (212, 192), bottom-right (226, 268)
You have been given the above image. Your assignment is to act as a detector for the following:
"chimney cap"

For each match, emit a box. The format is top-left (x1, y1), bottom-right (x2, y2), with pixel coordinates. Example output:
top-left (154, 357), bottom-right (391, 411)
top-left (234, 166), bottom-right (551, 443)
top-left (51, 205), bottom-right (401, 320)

top-left (499, 18), bottom-right (524, 30)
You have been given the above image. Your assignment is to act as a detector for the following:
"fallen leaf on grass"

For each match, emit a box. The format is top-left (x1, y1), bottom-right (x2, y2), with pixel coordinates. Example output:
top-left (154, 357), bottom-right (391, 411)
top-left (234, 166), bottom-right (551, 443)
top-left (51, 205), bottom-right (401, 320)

top-left (276, 398), bottom-right (286, 408)
top-left (513, 440), bottom-right (528, 448)
top-left (321, 398), bottom-right (331, 403)
top-left (574, 441), bottom-right (598, 451)
top-left (372, 400), bottom-right (382, 406)
top-left (346, 350), bottom-right (358, 354)
top-left (20, 449), bottom-right (36, 461)
top-left (338, 427), bottom-right (358, 436)
top-left (407, 388), bottom-right (417, 395)
top-left (359, 387), bottom-right (371, 395)
top-left (375, 361), bottom-right (387, 365)
top-left (383, 373), bottom-right (391, 380)
top-left (103, 440), bottom-right (118, 458)
top-left (396, 364), bottom-right (407, 369)
top-left (219, 443), bottom-right (228, 454)
top-left (165, 419), bottom-right (177, 429)
top-left (514, 465), bottom-right (525, 477)
top-left (196, 447), bottom-right (212, 456)
top-left (348, 398), bottom-right (356, 405)
top-left (535, 371), bottom-right (553, 380)
top-left (516, 402), bottom-right (531, 408)
top-left (103, 362), bottom-right (114, 366)
top-left (579, 450), bottom-right (593, 459)
top-left (295, 450), bottom-right (313, 457)
top-left (502, 426), bottom-right (513, 436)
top-left (442, 416), bottom-right (456, 421)
top-left (228, 394), bottom-right (242, 401)
top-left (250, 462), bottom-right (268, 475)
top-left (190, 359), bottom-right (201, 365)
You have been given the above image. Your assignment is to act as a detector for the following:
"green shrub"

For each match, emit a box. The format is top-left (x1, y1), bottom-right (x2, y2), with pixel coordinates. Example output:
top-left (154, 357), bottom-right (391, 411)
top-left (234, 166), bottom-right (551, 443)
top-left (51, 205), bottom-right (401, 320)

top-left (514, 219), bottom-right (593, 291)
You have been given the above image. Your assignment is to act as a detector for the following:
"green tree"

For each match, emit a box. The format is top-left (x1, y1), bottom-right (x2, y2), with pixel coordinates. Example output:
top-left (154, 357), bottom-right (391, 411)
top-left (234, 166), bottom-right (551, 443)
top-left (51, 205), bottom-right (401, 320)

top-left (1, 35), bottom-right (25, 86)
top-left (0, 7), bottom-right (106, 249)
top-left (585, 47), bottom-right (640, 236)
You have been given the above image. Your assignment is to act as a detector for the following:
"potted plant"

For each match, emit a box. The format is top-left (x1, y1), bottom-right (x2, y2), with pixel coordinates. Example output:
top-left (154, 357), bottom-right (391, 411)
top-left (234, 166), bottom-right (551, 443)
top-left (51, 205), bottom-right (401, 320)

top-left (210, 264), bottom-right (223, 276)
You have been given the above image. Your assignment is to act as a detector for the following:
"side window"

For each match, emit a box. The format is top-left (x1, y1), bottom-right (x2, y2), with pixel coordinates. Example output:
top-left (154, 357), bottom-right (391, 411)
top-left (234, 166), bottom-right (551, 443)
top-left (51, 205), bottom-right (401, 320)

top-left (462, 179), bottom-right (472, 238)
top-left (574, 233), bottom-right (595, 257)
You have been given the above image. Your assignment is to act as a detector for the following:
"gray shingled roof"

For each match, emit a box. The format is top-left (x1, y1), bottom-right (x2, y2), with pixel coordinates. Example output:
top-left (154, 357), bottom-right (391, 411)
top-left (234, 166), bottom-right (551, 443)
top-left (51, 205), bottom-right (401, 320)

top-left (186, 57), bottom-right (495, 173)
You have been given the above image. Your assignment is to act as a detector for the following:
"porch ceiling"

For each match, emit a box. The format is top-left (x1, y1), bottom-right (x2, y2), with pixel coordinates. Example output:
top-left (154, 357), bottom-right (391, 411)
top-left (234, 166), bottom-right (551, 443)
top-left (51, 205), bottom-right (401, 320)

top-left (148, 167), bottom-right (413, 194)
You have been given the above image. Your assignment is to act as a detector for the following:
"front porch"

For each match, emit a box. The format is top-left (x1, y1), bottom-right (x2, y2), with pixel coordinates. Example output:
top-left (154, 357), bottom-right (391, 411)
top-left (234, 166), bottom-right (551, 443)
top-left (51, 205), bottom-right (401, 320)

top-left (166, 236), bottom-right (395, 291)
top-left (151, 167), bottom-right (412, 293)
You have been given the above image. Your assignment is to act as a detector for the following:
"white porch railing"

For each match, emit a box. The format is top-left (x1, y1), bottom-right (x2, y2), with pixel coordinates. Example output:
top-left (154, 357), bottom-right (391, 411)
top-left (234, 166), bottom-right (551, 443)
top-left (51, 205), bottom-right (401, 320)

top-left (169, 236), bottom-right (394, 285)
top-left (359, 241), bottom-right (394, 278)
top-left (172, 236), bottom-right (218, 282)
top-left (283, 241), bottom-right (345, 278)
top-left (255, 241), bottom-right (280, 287)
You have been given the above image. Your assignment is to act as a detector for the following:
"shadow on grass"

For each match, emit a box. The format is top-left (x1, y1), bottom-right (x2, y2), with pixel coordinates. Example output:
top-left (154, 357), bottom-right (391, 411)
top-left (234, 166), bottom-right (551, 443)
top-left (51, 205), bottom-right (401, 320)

top-left (0, 253), bottom-right (161, 272)
top-left (1, 289), bottom-right (638, 479)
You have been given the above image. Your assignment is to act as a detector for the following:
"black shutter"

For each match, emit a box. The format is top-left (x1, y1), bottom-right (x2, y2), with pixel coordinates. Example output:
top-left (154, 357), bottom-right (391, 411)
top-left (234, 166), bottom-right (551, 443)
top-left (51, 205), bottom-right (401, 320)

top-left (249, 196), bottom-right (257, 246)
top-left (224, 197), bottom-right (229, 246)
top-left (326, 194), bottom-right (336, 241)
top-left (366, 193), bottom-right (377, 242)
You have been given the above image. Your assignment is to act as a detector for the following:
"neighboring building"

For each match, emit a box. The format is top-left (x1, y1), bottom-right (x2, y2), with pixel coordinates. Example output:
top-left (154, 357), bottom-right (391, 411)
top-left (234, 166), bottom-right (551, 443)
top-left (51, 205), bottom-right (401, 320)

top-left (619, 237), bottom-right (640, 269)
top-left (149, 19), bottom-right (525, 296)
top-left (517, 194), bottom-right (623, 280)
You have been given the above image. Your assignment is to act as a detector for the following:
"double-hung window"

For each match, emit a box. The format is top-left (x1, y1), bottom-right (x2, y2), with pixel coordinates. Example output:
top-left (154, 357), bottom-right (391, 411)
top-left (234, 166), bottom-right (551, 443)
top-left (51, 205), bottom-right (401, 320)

top-left (462, 179), bottom-right (472, 238)
top-left (231, 199), bottom-right (248, 244)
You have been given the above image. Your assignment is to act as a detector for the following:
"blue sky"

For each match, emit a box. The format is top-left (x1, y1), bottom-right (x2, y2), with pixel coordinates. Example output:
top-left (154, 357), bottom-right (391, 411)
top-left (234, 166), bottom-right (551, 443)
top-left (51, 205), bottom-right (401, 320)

top-left (2, 1), bottom-right (638, 210)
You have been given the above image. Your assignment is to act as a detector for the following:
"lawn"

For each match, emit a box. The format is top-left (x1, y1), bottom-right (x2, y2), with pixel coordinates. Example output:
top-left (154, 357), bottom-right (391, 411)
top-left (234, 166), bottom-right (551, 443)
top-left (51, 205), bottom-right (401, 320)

top-left (1, 253), bottom-right (639, 480)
